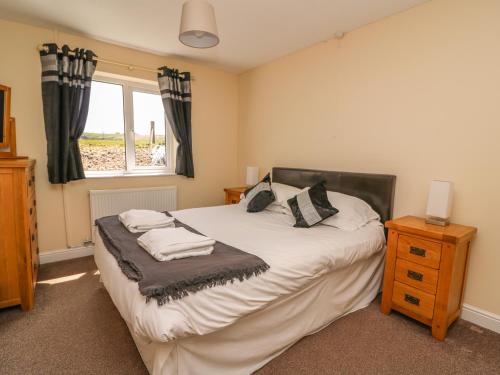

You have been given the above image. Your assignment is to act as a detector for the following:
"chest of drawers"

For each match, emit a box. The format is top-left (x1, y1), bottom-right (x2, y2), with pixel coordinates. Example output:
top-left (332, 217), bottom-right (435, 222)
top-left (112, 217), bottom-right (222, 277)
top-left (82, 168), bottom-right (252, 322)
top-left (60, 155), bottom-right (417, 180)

top-left (0, 159), bottom-right (38, 311)
top-left (380, 216), bottom-right (476, 340)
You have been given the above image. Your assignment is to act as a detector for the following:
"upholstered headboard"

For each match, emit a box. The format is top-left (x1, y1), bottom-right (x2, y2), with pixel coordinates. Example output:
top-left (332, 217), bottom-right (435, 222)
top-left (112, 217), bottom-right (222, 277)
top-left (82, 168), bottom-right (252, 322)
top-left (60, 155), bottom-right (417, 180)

top-left (272, 167), bottom-right (396, 226)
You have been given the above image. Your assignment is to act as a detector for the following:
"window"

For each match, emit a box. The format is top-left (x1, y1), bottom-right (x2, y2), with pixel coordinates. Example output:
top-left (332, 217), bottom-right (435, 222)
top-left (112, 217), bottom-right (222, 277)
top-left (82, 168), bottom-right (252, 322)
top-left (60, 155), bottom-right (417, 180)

top-left (80, 73), bottom-right (173, 177)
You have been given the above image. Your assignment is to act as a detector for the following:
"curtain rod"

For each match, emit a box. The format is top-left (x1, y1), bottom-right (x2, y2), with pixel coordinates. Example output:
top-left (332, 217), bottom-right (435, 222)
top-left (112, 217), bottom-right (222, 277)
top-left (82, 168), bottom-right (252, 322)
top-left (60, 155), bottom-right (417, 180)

top-left (36, 44), bottom-right (195, 80)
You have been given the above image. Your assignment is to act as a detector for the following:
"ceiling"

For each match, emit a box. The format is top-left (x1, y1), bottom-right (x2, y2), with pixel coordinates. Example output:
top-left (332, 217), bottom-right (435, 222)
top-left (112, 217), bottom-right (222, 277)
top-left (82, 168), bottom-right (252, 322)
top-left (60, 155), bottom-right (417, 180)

top-left (0, 0), bottom-right (429, 73)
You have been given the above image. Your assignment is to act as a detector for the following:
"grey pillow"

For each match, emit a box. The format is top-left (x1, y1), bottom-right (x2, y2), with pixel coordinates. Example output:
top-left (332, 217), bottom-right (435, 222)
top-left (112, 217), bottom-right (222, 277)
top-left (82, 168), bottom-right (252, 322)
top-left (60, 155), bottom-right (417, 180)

top-left (287, 181), bottom-right (339, 228)
top-left (244, 173), bottom-right (275, 212)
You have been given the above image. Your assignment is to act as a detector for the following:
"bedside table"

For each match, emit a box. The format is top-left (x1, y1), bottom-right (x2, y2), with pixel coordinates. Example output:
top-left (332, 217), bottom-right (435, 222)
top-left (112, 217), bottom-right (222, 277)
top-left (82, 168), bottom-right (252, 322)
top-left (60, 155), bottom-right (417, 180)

top-left (224, 187), bottom-right (246, 204)
top-left (380, 216), bottom-right (477, 340)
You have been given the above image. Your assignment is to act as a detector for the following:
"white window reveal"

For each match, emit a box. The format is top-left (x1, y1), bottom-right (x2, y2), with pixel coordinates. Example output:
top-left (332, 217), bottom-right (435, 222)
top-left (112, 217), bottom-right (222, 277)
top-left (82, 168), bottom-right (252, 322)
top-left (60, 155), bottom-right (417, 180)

top-left (80, 73), bottom-right (174, 177)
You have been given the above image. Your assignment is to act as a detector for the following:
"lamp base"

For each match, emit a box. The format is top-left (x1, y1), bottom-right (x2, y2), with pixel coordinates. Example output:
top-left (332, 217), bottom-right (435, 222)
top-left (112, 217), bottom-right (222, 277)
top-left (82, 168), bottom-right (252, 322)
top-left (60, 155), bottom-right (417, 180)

top-left (425, 216), bottom-right (450, 226)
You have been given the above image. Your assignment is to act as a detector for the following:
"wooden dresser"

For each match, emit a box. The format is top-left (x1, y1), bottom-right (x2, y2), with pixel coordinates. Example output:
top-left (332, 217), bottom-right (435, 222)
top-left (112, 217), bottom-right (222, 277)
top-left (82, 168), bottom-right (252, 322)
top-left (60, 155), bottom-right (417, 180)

top-left (380, 216), bottom-right (476, 340)
top-left (0, 159), bottom-right (38, 310)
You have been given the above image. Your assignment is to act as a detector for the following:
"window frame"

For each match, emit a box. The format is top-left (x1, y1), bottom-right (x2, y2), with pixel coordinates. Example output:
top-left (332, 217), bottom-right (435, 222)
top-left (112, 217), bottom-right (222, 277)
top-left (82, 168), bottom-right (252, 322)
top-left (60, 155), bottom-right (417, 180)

top-left (83, 72), bottom-right (175, 178)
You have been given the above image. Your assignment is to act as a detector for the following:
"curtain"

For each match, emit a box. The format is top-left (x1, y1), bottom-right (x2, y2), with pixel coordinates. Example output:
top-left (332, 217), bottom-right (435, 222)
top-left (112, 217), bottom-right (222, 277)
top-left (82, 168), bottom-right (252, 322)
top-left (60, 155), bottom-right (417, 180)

top-left (158, 67), bottom-right (194, 178)
top-left (40, 43), bottom-right (97, 184)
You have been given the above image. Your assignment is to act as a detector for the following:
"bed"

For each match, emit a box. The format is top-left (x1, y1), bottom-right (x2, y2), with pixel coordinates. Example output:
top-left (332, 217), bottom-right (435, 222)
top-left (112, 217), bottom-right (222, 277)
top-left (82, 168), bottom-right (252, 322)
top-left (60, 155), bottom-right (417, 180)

top-left (94, 167), bottom-right (396, 375)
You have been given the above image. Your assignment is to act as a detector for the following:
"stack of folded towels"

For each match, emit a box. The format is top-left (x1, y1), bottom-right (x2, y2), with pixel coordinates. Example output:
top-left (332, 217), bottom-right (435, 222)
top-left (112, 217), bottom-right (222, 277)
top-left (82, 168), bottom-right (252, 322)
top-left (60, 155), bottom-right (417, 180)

top-left (118, 209), bottom-right (215, 261)
top-left (138, 227), bottom-right (216, 261)
top-left (119, 209), bottom-right (175, 233)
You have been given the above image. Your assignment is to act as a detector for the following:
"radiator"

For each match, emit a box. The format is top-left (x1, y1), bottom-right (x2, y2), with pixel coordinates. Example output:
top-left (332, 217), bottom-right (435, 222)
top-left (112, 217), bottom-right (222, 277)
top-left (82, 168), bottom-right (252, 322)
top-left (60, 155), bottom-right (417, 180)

top-left (89, 186), bottom-right (177, 241)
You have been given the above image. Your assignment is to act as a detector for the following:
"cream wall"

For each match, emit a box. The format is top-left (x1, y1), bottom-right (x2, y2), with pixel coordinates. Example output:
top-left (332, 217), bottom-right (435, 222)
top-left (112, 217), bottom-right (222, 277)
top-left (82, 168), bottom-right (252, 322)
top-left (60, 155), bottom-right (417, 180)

top-left (238, 0), bottom-right (500, 314)
top-left (0, 19), bottom-right (239, 250)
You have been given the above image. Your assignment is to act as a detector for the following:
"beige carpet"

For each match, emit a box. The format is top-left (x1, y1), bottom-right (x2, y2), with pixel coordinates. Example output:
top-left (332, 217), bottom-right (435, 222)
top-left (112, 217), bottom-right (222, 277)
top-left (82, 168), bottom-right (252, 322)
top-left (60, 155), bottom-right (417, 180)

top-left (0, 256), bottom-right (499, 375)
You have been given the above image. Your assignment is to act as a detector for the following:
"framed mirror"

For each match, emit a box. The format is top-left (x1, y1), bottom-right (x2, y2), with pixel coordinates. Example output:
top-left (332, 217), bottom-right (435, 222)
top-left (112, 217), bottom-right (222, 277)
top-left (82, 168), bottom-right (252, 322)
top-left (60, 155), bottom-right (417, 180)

top-left (0, 84), bottom-right (11, 149)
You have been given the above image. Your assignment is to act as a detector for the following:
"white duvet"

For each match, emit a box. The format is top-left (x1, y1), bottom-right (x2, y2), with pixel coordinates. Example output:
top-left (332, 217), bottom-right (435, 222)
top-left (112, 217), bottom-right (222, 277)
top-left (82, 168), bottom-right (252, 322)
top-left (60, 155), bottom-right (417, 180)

top-left (95, 204), bottom-right (385, 343)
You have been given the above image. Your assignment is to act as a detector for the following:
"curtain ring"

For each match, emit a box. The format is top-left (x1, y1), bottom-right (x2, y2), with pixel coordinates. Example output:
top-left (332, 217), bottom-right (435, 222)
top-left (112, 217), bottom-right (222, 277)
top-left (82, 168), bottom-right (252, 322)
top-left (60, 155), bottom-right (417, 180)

top-left (61, 44), bottom-right (70, 56)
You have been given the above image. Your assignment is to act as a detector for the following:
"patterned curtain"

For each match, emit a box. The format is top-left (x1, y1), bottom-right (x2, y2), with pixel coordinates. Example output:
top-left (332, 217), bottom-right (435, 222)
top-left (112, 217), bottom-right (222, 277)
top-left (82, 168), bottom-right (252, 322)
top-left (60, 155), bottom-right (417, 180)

top-left (39, 43), bottom-right (97, 184)
top-left (157, 67), bottom-right (194, 178)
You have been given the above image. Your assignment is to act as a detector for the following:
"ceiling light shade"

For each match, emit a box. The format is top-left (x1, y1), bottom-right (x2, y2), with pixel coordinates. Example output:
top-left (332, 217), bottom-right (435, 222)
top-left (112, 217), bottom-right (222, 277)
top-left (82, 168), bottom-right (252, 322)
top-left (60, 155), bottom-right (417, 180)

top-left (179, 0), bottom-right (219, 48)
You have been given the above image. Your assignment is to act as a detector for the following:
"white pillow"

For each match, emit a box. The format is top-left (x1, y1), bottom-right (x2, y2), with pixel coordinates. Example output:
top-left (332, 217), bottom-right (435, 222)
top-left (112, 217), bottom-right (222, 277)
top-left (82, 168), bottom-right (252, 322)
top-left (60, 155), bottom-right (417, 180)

top-left (266, 183), bottom-right (304, 214)
top-left (321, 191), bottom-right (380, 231)
top-left (238, 192), bottom-right (248, 208)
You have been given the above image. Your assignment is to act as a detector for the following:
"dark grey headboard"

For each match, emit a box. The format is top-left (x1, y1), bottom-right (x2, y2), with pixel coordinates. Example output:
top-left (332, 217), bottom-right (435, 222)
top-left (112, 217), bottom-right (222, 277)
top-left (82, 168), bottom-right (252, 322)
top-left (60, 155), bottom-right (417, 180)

top-left (272, 167), bottom-right (396, 225)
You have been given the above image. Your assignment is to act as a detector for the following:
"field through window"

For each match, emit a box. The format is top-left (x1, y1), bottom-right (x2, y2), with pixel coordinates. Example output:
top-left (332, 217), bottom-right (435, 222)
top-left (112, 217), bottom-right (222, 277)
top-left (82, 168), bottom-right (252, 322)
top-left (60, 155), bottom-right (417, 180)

top-left (80, 79), bottom-right (169, 173)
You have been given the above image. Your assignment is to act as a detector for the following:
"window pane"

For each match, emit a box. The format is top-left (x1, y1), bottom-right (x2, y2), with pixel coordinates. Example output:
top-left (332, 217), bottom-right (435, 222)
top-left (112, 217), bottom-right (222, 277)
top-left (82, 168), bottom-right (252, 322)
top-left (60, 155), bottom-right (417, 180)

top-left (80, 81), bottom-right (125, 171)
top-left (132, 91), bottom-right (167, 168)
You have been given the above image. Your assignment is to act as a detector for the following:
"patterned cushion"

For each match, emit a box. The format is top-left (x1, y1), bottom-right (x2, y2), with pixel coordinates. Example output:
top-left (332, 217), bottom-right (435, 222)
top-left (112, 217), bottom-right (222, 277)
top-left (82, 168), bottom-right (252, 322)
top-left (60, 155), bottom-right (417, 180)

top-left (244, 173), bottom-right (276, 212)
top-left (287, 181), bottom-right (339, 228)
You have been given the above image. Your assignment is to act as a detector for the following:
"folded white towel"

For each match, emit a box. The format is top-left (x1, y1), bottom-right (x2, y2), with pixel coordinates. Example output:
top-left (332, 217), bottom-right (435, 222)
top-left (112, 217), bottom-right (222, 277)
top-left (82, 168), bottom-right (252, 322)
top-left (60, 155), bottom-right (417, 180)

top-left (137, 227), bottom-right (216, 261)
top-left (118, 209), bottom-right (175, 233)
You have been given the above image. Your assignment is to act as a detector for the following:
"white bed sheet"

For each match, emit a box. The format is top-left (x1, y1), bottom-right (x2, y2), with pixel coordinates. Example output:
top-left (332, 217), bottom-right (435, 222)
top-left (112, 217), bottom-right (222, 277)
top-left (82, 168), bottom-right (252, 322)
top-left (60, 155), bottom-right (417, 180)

top-left (94, 204), bottom-right (386, 345)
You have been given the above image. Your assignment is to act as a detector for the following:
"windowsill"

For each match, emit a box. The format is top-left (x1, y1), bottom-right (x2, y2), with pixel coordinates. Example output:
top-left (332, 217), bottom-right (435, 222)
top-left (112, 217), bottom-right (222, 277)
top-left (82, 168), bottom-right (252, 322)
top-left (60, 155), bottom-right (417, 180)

top-left (84, 170), bottom-right (176, 179)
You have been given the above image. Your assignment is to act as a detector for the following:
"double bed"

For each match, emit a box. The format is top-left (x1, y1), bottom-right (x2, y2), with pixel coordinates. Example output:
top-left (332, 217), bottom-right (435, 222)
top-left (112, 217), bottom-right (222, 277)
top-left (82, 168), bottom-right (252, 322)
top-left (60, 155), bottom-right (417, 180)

top-left (94, 167), bottom-right (396, 374)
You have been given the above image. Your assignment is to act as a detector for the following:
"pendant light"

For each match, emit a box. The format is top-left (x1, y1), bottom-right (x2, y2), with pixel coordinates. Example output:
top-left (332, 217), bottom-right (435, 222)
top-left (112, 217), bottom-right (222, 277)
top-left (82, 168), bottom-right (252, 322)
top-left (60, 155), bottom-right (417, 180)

top-left (179, 0), bottom-right (219, 48)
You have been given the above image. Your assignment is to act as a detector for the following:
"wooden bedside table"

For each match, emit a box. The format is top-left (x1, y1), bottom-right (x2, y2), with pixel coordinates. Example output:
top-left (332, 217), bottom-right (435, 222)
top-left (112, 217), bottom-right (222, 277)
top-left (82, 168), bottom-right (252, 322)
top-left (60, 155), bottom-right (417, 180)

top-left (224, 187), bottom-right (246, 204)
top-left (380, 216), bottom-right (477, 340)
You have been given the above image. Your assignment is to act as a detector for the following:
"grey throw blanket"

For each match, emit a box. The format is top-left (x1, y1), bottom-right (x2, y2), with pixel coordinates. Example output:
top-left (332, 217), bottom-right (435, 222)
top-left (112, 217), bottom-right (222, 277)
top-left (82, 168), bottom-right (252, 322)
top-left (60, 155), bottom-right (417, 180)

top-left (96, 214), bottom-right (270, 305)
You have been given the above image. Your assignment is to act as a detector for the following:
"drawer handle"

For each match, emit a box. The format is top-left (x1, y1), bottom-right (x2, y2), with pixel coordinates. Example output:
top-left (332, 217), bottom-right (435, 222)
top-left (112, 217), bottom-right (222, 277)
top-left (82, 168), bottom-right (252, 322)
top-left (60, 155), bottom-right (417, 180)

top-left (409, 246), bottom-right (426, 257)
top-left (404, 293), bottom-right (420, 306)
top-left (407, 270), bottom-right (423, 282)
top-left (30, 208), bottom-right (33, 215)
top-left (31, 234), bottom-right (35, 241)
top-left (29, 180), bottom-right (32, 187)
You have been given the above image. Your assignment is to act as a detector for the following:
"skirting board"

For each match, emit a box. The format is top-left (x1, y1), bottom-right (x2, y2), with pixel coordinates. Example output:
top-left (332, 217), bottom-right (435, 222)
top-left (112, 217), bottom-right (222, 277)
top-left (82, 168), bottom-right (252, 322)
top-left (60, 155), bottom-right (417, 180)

top-left (38, 247), bottom-right (500, 334)
top-left (461, 304), bottom-right (500, 334)
top-left (39, 246), bottom-right (95, 265)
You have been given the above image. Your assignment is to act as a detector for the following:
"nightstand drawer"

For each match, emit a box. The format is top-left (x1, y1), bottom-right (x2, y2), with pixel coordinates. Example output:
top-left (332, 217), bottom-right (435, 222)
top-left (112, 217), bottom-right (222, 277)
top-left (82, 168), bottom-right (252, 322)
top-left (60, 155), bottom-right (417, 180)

top-left (392, 281), bottom-right (435, 320)
top-left (224, 187), bottom-right (246, 205)
top-left (395, 259), bottom-right (438, 294)
top-left (397, 234), bottom-right (441, 269)
top-left (226, 191), bottom-right (241, 204)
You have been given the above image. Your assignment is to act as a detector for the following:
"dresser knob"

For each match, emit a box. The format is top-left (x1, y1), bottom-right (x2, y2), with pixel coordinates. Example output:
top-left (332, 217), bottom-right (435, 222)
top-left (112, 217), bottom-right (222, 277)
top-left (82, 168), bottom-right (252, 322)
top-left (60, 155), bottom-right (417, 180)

top-left (404, 293), bottom-right (420, 306)
top-left (407, 270), bottom-right (424, 282)
top-left (30, 208), bottom-right (33, 215)
top-left (31, 234), bottom-right (35, 241)
top-left (409, 246), bottom-right (426, 257)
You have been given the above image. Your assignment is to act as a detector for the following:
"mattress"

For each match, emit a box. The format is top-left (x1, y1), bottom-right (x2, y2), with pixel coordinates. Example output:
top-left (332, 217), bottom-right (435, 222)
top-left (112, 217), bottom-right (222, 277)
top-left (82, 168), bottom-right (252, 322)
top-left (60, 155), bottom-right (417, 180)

top-left (94, 204), bottom-right (386, 374)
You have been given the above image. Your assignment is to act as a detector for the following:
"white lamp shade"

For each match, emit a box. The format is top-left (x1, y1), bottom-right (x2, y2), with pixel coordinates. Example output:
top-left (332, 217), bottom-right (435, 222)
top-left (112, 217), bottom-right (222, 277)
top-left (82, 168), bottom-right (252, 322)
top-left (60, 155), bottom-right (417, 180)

top-left (246, 166), bottom-right (259, 186)
top-left (426, 180), bottom-right (453, 219)
top-left (179, 0), bottom-right (219, 48)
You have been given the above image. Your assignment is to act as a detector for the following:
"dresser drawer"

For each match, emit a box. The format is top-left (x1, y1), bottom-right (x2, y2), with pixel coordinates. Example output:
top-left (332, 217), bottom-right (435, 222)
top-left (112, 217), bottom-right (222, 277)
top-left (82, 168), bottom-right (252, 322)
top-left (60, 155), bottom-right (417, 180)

top-left (30, 227), bottom-right (39, 285)
top-left (30, 209), bottom-right (37, 240)
top-left (395, 259), bottom-right (438, 294)
top-left (28, 194), bottom-right (36, 218)
top-left (397, 234), bottom-right (441, 269)
top-left (26, 167), bottom-right (35, 198)
top-left (392, 281), bottom-right (435, 320)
